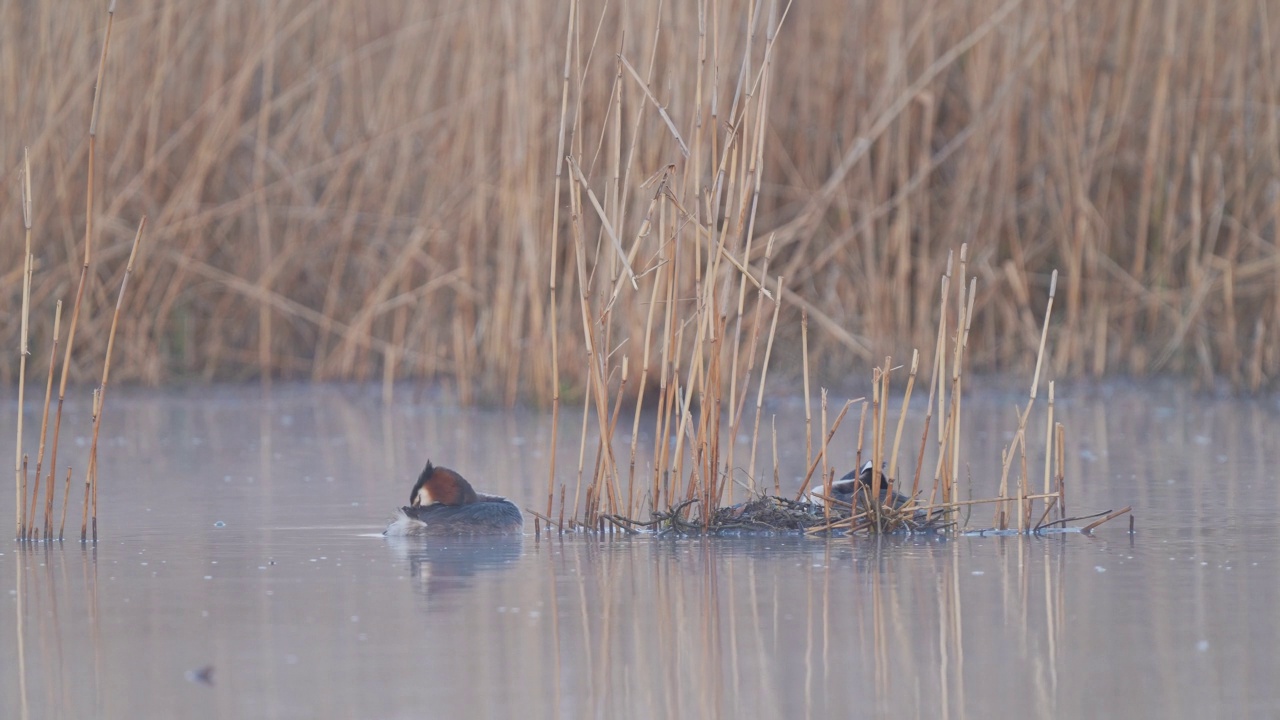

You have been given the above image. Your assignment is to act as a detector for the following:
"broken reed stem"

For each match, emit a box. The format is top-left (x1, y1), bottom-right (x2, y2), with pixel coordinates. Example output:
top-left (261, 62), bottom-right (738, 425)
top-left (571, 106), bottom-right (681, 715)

top-left (58, 468), bottom-right (71, 540)
top-left (1082, 506), bottom-right (1132, 533)
top-left (1043, 381), bottom-right (1055, 497)
top-left (80, 462), bottom-right (90, 542)
top-left (83, 216), bottom-right (145, 542)
top-left (19, 457), bottom-right (28, 541)
top-left (80, 388), bottom-right (98, 542)
top-left (1055, 422), bottom-right (1067, 520)
top-left (15, 148), bottom-right (33, 539)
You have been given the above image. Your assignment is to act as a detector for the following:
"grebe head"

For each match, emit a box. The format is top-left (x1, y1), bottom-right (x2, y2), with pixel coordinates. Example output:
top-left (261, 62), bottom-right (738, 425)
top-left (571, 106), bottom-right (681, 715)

top-left (410, 462), bottom-right (479, 507)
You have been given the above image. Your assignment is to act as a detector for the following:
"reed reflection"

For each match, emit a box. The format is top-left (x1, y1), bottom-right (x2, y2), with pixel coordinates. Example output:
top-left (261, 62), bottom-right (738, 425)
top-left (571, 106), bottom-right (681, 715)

top-left (9, 544), bottom-right (101, 720)
top-left (530, 535), bottom-right (1082, 719)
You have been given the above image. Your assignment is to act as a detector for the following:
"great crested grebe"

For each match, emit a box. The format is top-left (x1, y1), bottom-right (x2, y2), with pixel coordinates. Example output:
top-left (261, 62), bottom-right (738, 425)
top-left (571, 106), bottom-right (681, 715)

top-left (384, 462), bottom-right (524, 536)
top-left (830, 460), bottom-right (916, 509)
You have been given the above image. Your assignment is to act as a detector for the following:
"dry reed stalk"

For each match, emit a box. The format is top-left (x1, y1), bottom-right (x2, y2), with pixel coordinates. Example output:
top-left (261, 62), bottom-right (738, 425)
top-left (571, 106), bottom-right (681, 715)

top-left (542, 0), bottom-right (577, 520)
top-left (870, 365), bottom-right (884, 532)
top-left (925, 252), bottom-right (954, 509)
top-left (801, 309), bottom-right (813, 474)
top-left (18, 457), bottom-right (28, 542)
top-left (819, 388), bottom-right (830, 487)
top-left (1043, 381), bottom-right (1055, 497)
top-left (83, 217), bottom-right (145, 542)
top-left (625, 208), bottom-right (668, 519)
top-left (14, 149), bottom-right (33, 540)
top-left (855, 401), bottom-right (868, 474)
top-left (792, 399), bottom-right (854, 501)
top-left (28, 303), bottom-right (60, 541)
top-left (724, 234), bottom-right (777, 500)
top-left (820, 390), bottom-right (829, 523)
top-left (1007, 269), bottom-right (1058, 530)
top-left (888, 349), bottom-right (919, 481)
top-left (948, 249), bottom-right (973, 505)
top-left (1055, 422), bottom-right (1066, 520)
top-left (58, 467), bottom-right (71, 540)
top-left (915, 492), bottom-right (1062, 515)
top-left (745, 276), bottom-right (784, 495)
top-left (771, 415), bottom-right (779, 496)
top-left (47, 0), bottom-right (116, 541)
top-left (80, 454), bottom-right (90, 542)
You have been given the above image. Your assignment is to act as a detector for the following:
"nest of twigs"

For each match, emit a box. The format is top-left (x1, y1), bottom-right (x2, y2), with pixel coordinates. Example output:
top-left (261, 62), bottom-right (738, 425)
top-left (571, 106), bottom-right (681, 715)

top-left (602, 491), bottom-right (953, 536)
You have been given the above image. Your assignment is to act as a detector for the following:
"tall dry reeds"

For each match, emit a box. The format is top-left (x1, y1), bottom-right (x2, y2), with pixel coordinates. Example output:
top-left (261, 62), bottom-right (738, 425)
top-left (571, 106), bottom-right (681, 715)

top-left (2, 1), bottom-right (1278, 398)
top-left (13, 2), bottom-right (143, 542)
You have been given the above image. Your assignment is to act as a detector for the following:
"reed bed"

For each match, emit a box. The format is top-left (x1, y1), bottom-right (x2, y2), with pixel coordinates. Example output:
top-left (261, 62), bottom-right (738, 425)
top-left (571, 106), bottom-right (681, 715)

top-left (519, 2), bottom-right (1128, 533)
top-left (551, 230), bottom-right (1129, 535)
top-left (2, 1), bottom-right (1279, 399)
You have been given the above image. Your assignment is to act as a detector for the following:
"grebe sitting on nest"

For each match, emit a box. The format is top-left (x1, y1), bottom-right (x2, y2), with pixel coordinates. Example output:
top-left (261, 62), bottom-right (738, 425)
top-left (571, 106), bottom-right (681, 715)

top-left (384, 462), bottom-right (523, 536)
top-left (830, 460), bottom-right (916, 510)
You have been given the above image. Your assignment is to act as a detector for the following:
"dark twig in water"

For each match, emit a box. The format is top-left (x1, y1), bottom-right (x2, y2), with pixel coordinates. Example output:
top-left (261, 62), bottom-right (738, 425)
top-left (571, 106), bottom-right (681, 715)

top-left (600, 515), bottom-right (640, 535)
top-left (1081, 506), bottom-right (1132, 534)
top-left (1033, 508), bottom-right (1114, 531)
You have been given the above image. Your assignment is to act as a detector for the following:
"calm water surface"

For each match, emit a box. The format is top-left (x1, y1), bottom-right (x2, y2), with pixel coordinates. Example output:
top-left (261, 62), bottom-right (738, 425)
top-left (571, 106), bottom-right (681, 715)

top-left (1, 383), bottom-right (1277, 719)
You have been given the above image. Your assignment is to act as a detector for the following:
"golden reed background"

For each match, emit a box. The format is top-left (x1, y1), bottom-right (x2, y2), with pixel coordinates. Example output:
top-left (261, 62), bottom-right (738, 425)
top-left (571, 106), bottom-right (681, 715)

top-left (2, 0), bottom-right (1278, 401)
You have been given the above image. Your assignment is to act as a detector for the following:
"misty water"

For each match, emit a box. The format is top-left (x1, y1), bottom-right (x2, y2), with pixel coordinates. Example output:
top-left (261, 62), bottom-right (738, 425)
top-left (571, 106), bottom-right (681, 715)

top-left (1, 383), bottom-right (1277, 719)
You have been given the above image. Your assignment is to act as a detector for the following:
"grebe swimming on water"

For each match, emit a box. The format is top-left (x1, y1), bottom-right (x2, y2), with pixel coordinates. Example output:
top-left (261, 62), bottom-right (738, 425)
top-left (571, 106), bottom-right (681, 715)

top-left (384, 462), bottom-right (524, 536)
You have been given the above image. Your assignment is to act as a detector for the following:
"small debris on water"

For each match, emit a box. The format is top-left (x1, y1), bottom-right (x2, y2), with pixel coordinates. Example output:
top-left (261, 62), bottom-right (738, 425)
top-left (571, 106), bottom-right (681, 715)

top-left (185, 665), bottom-right (215, 686)
top-left (213, 521), bottom-right (226, 527)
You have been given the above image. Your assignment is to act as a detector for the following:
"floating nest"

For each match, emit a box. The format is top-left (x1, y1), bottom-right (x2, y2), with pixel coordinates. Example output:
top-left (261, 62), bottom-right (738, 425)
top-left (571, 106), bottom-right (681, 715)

top-left (605, 491), bottom-right (952, 536)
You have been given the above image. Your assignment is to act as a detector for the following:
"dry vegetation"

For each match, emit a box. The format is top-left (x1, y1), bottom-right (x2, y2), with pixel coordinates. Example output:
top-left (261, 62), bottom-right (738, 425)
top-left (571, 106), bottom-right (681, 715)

top-left (3, 0), bottom-right (1279, 404)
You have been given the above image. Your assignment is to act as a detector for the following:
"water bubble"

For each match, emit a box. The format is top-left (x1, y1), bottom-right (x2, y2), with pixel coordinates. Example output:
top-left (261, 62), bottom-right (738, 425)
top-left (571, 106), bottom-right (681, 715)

top-left (213, 521), bottom-right (226, 527)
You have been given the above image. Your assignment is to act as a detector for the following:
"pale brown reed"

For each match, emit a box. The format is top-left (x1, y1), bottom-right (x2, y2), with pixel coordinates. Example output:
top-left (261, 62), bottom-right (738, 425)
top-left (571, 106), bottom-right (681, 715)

top-left (543, 0), bottom-right (794, 529)
top-left (4, 2), bottom-right (1277, 398)
top-left (41, 0), bottom-right (115, 542)
top-left (82, 217), bottom-right (145, 542)
top-left (14, 149), bottom-right (33, 539)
